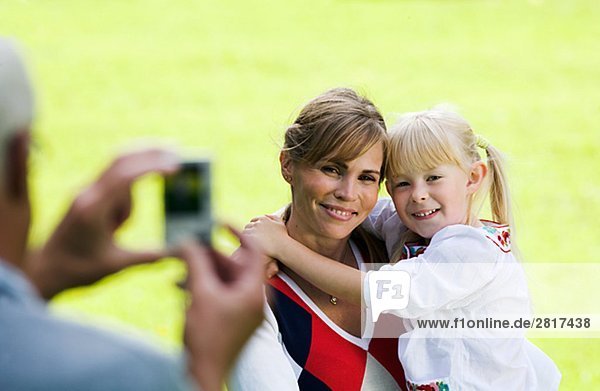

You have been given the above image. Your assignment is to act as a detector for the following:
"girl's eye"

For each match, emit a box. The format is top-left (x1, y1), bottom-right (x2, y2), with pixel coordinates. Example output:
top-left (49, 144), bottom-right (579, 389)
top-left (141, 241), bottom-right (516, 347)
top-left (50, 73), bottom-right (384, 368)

top-left (427, 175), bottom-right (442, 182)
top-left (396, 181), bottom-right (410, 188)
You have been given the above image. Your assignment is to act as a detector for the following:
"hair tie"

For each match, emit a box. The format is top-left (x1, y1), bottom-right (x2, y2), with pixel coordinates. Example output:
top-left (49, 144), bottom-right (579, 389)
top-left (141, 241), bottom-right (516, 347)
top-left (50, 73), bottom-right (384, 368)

top-left (476, 134), bottom-right (490, 150)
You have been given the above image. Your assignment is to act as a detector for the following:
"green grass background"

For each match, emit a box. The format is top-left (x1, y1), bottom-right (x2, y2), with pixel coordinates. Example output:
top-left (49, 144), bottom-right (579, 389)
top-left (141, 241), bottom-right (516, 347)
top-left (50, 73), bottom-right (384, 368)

top-left (2, 0), bottom-right (598, 388)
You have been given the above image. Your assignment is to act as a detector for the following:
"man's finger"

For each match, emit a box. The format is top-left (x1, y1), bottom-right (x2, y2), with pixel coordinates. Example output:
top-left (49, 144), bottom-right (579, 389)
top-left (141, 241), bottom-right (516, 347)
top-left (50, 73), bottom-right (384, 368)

top-left (109, 192), bottom-right (133, 231)
top-left (226, 224), bottom-right (258, 252)
top-left (97, 148), bottom-right (180, 194)
top-left (111, 248), bottom-right (171, 270)
top-left (232, 246), bottom-right (264, 291)
top-left (179, 241), bottom-right (217, 293)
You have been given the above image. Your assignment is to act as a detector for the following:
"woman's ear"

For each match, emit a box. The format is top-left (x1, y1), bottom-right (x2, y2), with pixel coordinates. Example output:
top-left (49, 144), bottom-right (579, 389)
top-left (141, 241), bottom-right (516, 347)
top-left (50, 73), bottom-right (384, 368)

top-left (466, 161), bottom-right (487, 194)
top-left (279, 151), bottom-right (294, 184)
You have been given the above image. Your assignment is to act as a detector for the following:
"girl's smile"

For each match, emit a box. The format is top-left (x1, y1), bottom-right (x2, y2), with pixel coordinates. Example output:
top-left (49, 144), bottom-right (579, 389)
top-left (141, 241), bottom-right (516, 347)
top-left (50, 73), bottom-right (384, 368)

top-left (387, 163), bottom-right (481, 239)
top-left (411, 208), bottom-right (441, 219)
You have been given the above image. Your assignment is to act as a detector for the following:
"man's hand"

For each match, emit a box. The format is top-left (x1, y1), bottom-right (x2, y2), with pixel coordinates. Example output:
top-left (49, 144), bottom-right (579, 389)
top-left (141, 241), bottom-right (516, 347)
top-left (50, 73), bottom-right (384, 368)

top-left (26, 148), bottom-right (180, 300)
top-left (181, 227), bottom-right (264, 391)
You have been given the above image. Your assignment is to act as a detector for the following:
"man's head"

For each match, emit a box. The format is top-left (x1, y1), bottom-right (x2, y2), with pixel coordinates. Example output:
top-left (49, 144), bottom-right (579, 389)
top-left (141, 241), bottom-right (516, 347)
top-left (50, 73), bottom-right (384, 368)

top-left (0, 39), bottom-right (34, 156)
top-left (0, 38), bottom-right (35, 266)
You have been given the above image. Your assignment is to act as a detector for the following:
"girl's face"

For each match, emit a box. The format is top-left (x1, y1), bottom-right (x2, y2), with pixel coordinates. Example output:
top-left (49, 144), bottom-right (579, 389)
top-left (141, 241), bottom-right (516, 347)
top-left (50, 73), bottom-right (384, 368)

top-left (283, 142), bottom-right (383, 241)
top-left (386, 163), bottom-right (482, 239)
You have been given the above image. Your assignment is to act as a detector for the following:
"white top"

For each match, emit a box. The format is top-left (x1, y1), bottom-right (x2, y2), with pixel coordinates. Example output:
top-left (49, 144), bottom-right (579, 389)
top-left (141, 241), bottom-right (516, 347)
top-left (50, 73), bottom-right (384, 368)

top-left (228, 241), bottom-right (403, 390)
top-left (227, 298), bottom-right (300, 391)
top-left (362, 199), bottom-right (562, 390)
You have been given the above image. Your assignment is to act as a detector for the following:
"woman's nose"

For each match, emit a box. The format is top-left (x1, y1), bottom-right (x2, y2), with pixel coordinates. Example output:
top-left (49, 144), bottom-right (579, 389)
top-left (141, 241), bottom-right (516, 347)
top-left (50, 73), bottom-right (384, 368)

top-left (334, 178), bottom-right (357, 201)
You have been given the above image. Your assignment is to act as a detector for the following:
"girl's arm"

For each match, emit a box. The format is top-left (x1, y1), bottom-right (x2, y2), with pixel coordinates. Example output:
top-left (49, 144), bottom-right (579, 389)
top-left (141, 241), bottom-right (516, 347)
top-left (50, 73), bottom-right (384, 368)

top-left (244, 215), bottom-right (364, 306)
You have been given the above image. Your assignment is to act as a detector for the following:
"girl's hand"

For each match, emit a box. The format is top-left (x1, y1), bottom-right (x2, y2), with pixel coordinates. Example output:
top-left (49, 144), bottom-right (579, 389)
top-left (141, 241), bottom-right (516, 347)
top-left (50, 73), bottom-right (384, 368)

top-left (243, 215), bottom-right (288, 278)
top-left (244, 215), bottom-right (288, 257)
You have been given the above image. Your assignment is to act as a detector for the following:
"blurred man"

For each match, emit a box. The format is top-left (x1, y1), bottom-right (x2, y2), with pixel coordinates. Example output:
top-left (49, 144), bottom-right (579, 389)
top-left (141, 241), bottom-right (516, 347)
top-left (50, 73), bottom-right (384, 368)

top-left (0, 38), bottom-right (264, 391)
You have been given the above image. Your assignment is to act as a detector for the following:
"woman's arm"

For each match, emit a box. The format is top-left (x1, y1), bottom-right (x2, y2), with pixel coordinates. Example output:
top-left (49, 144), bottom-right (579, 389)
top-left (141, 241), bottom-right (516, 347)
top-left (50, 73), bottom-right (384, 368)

top-left (244, 216), bottom-right (364, 306)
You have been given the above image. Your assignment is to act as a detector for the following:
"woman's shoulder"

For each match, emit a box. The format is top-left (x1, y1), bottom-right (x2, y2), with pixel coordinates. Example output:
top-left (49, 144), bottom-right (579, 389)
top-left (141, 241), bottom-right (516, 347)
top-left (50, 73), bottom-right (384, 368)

top-left (369, 198), bottom-right (398, 221)
top-left (362, 198), bottom-right (406, 254)
top-left (351, 227), bottom-right (388, 264)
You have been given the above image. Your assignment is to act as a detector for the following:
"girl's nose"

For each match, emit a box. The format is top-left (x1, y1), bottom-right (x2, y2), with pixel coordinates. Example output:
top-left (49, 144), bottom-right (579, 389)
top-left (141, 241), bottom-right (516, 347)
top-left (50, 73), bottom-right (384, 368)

top-left (411, 184), bottom-right (428, 202)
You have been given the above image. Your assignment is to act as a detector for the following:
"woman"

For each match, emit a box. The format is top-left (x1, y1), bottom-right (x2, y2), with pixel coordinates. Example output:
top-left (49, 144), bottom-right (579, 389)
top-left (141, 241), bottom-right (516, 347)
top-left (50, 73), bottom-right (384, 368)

top-left (229, 88), bottom-right (406, 390)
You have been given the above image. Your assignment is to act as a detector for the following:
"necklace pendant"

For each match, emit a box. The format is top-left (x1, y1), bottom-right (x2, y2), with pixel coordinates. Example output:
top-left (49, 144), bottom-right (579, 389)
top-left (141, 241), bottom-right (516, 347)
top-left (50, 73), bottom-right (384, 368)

top-left (330, 296), bottom-right (338, 305)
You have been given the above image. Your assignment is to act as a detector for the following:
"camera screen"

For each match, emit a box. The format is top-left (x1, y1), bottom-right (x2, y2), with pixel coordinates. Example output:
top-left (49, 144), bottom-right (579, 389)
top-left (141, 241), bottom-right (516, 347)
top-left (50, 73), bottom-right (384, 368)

top-left (164, 162), bottom-right (209, 215)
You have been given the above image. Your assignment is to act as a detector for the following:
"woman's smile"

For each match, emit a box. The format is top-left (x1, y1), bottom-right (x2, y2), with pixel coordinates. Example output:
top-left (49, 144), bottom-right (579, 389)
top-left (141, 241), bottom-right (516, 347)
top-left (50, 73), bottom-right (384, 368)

top-left (320, 203), bottom-right (358, 221)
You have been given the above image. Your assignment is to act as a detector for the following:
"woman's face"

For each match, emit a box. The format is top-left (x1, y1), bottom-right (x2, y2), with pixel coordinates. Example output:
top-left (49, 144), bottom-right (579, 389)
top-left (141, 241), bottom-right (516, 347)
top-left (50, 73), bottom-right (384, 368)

top-left (284, 141), bottom-right (384, 241)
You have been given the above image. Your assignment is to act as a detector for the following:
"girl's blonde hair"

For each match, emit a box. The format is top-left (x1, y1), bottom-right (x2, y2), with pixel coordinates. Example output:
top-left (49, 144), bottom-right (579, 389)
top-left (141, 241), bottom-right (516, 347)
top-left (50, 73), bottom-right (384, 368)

top-left (387, 107), bottom-right (514, 249)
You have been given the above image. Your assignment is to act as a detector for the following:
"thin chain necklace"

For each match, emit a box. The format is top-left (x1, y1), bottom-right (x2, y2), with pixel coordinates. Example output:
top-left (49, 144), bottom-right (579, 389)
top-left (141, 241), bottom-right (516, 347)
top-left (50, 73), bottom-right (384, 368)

top-left (283, 210), bottom-right (352, 305)
top-left (329, 243), bottom-right (352, 305)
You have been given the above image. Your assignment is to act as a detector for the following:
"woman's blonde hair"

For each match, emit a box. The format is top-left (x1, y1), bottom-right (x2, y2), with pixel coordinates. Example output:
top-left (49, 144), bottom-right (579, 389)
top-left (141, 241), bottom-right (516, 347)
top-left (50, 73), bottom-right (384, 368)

top-left (283, 87), bottom-right (387, 180)
top-left (387, 107), bottom-right (514, 246)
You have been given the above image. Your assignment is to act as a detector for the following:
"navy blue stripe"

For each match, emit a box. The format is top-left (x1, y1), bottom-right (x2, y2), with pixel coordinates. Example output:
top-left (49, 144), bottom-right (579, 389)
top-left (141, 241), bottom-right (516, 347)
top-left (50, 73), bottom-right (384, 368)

top-left (267, 285), bottom-right (312, 367)
top-left (298, 369), bottom-right (332, 391)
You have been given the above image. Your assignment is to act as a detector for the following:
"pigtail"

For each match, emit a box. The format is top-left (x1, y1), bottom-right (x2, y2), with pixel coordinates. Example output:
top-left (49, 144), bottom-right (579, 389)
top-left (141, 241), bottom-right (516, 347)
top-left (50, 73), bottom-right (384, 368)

top-left (479, 141), bottom-right (519, 257)
top-left (481, 143), bottom-right (513, 228)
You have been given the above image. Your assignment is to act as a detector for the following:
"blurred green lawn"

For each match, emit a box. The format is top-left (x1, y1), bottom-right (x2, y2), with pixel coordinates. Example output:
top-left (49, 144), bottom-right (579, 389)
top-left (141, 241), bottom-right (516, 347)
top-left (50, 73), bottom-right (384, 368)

top-left (1, 0), bottom-right (598, 388)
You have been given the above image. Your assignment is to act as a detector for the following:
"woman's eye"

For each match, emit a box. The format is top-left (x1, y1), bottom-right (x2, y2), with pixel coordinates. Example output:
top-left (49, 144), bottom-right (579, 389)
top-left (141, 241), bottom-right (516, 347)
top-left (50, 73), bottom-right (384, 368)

top-left (359, 175), bottom-right (377, 182)
top-left (322, 166), bottom-right (340, 175)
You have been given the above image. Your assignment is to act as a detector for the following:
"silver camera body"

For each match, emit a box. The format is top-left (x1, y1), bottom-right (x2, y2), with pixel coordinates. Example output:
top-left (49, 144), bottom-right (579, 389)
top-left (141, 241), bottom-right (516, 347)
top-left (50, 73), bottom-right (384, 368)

top-left (164, 159), bottom-right (212, 246)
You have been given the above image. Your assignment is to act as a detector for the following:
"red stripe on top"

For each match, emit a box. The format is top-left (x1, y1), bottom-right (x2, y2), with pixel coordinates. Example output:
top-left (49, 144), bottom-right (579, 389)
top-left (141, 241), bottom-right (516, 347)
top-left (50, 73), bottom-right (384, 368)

top-left (369, 337), bottom-right (407, 391)
top-left (304, 310), bottom-right (367, 390)
top-left (267, 235), bottom-right (407, 390)
top-left (267, 275), bottom-right (311, 312)
top-left (270, 274), bottom-right (368, 390)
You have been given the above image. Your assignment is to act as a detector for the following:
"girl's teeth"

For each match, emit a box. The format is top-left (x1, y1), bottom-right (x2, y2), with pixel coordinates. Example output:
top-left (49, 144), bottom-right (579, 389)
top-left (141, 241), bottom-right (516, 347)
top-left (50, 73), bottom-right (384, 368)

top-left (415, 209), bottom-right (437, 217)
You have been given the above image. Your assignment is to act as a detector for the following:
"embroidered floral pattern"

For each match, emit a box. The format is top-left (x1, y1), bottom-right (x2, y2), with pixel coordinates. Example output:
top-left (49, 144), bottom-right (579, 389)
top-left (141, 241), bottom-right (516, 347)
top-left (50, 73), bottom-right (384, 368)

top-left (481, 222), bottom-right (511, 253)
top-left (399, 222), bottom-right (513, 260)
top-left (401, 243), bottom-right (428, 260)
top-left (406, 379), bottom-right (450, 391)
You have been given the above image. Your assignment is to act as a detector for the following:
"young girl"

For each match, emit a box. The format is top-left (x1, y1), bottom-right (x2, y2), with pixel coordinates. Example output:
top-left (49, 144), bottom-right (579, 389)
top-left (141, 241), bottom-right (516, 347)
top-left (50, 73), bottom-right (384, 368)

top-left (245, 108), bottom-right (561, 390)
